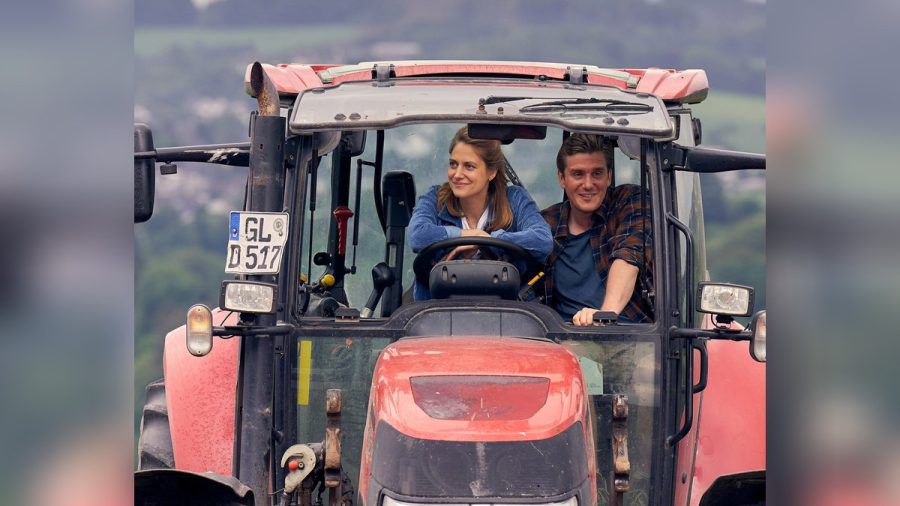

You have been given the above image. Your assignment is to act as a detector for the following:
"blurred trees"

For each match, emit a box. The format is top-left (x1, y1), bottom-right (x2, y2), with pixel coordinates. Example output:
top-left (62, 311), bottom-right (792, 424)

top-left (136, 0), bottom-right (196, 25)
top-left (134, 206), bottom-right (230, 433)
top-left (133, 0), bottom-right (765, 446)
top-left (135, 0), bottom-right (764, 94)
top-left (703, 176), bottom-right (766, 310)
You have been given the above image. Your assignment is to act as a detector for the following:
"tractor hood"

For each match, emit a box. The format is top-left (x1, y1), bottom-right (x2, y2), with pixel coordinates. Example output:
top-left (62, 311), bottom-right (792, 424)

top-left (360, 336), bottom-right (595, 501)
top-left (369, 336), bottom-right (586, 442)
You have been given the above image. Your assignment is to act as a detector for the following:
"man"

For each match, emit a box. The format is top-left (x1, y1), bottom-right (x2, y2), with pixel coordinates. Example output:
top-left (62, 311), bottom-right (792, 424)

top-left (542, 135), bottom-right (655, 491)
top-left (541, 134), bottom-right (653, 325)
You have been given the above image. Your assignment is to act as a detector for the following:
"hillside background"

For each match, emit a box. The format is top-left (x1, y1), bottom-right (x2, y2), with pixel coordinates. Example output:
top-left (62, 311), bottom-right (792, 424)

top-left (134, 0), bottom-right (765, 444)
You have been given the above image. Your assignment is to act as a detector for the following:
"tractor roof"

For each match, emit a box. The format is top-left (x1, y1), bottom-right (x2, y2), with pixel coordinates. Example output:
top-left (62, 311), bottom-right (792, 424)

top-left (244, 60), bottom-right (709, 105)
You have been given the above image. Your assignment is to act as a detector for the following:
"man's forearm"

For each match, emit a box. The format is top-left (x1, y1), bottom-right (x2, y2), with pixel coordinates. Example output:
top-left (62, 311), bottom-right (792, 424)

top-left (600, 259), bottom-right (639, 314)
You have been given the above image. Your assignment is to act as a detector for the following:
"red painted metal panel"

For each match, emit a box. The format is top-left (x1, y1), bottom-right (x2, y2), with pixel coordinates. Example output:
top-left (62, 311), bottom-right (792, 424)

top-left (673, 346), bottom-right (704, 506)
top-left (243, 60), bottom-right (708, 104)
top-left (635, 68), bottom-right (709, 103)
top-left (391, 62), bottom-right (569, 79)
top-left (327, 61), bottom-right (572, 83)
top-left (326, 69), bottom-right (371, 85)
top-left (673, 338), bottom-right (766, 505)
top-left (585, 73), bottom-right (635, 88)
top-left (409, 375), bottom-right (550, 420)
top-left (358, 336), bottom-right (595, 504)
top-left (243, 63), bottom-right (325, 96)
top-left (163, 309), bottom-right (240, 475)
top-left (368, 336), bottom-right (586, 442)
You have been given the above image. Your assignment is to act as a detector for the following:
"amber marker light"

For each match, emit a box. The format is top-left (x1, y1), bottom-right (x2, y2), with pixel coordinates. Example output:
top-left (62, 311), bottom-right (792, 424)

top-left (186, 304), bottom-right (213, 357)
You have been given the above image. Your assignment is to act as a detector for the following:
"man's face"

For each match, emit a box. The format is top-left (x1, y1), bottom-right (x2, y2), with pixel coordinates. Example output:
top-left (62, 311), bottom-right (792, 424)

top-left (558, 152), bottom-right (611, 215)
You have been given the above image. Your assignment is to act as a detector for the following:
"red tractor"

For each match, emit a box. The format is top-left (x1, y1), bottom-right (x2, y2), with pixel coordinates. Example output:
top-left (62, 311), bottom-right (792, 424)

top-left (135, 61), bottom-right (766, 506)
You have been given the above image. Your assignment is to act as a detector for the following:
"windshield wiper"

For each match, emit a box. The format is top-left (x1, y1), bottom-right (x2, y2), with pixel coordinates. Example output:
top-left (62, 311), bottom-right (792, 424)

top-left (478, 96), bottom-right (653, 114)
top-left (479, 96), bottom-right (540, 105)
top-left (519, 99), bottom-right (653, 114)
top-left (479, 96), bottom-right (610, 106)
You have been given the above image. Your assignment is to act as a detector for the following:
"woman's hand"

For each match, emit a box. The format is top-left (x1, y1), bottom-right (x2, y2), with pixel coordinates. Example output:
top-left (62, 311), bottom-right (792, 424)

top-left (444, 229), bottom-right (490, 259)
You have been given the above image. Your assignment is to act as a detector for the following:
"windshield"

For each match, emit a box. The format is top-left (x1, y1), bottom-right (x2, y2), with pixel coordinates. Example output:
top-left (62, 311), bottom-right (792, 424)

top-left (303, 123), bottom-right (651, 310)
top-left (291, 123), bottom-right (660, 503)
top-left (559, 338), bottom-right (658, 504)
top-left (293, 333), bottom-right (658, 505)
top-left (290, 79), bottom-right (673, 138)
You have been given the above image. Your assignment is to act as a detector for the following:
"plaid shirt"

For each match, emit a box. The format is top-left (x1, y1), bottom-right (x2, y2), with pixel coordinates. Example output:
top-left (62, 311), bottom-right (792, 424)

top-left (540, 184), bottom-right (654, 322)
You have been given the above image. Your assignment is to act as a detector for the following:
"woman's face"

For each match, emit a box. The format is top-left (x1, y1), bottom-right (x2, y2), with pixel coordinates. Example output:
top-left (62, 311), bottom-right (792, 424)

top-left (447, 142), bottom-right (496, 203)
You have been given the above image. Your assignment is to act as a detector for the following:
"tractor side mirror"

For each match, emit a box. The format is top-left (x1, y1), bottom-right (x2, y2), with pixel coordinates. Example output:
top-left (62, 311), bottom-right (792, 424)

top-left (342, 130), bottom-right (366, 156)
top-left (134, 123), bottom-right (156, 223)
top-left (748, 310), bottom-right (766, 362)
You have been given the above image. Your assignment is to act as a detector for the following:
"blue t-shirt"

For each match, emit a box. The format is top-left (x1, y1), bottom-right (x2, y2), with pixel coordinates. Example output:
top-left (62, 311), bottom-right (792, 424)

top-left (553, 230), bottom-right (605, 321)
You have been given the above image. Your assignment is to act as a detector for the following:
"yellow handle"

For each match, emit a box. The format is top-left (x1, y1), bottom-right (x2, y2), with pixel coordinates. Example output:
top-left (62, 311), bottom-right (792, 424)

top-left (527, 272), bottom-right (545, 286)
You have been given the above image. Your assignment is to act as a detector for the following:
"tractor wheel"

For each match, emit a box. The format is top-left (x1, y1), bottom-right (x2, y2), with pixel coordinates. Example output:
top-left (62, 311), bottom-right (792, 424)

top-left (137, 378), bottom-right (175, 470)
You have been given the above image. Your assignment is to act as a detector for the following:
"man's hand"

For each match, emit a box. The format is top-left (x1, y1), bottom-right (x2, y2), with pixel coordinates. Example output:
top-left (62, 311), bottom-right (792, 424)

top-left (572, 307), bottom-right (601, 326)
top-left (572, 307), bottom-right (620, 326)
top-left (445, 229), bottom-right (490, 260)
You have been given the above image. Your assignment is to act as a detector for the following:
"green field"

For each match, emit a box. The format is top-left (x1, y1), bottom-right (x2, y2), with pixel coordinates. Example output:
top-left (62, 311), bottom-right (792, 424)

top-left (135, 25), bottom-right (363, 58)
top-left (692, 91), bottom-right (765, 153)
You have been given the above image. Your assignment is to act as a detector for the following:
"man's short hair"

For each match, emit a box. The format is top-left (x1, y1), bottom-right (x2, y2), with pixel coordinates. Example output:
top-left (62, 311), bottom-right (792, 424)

top-left (556, 134), bottom-right (615, 173)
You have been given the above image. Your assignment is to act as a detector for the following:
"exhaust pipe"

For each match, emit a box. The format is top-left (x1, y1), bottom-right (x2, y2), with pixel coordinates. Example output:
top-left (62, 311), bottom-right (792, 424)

top-left (249, 62), bottom-right (280, 117)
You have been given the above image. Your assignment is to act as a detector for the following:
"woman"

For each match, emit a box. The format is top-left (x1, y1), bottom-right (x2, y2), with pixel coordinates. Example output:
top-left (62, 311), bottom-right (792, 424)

top-left (408, 126), bottom-right (552, 300)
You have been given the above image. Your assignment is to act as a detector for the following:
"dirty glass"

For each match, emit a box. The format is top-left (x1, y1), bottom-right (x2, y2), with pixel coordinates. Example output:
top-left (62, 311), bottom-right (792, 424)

top-left (294, 334), bottom-right (659, 502)
top-left (293, 335), bottom-right (391, 489)
top-left (559, 339), bottom-right (658, 506)
top-left (672, 112), bottom-right (709, 324)
top-left (290, 80), bottom-right (673, 138)
top-left (297, 124), bottom-right (653, 318)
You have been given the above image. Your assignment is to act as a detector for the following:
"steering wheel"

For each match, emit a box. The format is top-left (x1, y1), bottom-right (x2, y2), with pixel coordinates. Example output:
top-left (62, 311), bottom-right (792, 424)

top-left (412, 236), bottom-right (543, 287)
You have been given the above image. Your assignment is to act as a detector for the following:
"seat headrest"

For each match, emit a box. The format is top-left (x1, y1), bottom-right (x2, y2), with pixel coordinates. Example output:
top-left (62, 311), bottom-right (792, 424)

top-left (428, 260), bottom-right (520, 300)
top-left (383, 171), bottom-right (416, 227)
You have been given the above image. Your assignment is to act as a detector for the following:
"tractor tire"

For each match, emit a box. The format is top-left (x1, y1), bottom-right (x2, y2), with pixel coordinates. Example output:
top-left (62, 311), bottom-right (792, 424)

top-left (137, 378), bottom-right (175, 470)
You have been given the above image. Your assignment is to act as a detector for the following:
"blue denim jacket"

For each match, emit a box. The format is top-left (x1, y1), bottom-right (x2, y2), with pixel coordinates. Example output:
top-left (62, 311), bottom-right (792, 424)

top-left (408, 184), bottom-right (553, 300)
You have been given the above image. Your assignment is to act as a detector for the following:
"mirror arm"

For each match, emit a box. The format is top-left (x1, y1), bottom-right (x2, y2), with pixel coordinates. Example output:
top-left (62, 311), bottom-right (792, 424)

top-left (658, 143), bottom-right (687, 171)
top-left (134, 143), bottom-right (252, 167)
top-left (213, 324), bottom-right (295, 337)
top-left (669, 326), bottom-right (750, 341)
top-left (675, 145), bottom-right (766, 173)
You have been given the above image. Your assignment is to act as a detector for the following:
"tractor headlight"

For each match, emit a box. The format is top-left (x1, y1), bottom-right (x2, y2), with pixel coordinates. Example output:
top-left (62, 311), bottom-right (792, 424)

top-left (219, 280), bottom-right (277, 313)
top-left (696, 282), bottom-right (754, 317)
top-left (382, 496), bottom-right (577, 506)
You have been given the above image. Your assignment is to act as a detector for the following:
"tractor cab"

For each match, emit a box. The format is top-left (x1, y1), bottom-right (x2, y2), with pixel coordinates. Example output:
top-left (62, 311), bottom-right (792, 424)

top-left (135, 61), bottom-right (766, 506)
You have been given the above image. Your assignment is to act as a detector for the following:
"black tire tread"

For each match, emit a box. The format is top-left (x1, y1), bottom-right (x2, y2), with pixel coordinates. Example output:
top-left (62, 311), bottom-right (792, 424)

top-left (137, 378), bottom-right (175, 470)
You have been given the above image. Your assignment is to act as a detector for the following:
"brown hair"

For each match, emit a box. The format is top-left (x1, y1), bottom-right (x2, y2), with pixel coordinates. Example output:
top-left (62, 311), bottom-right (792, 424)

top-left (436, 127), bottom-right (513, 231)
top-left (556, 133), bottom-right (615, 174)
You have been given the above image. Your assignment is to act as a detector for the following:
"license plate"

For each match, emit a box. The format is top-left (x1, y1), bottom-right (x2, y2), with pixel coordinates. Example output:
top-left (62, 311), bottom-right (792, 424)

top-left (225, 212), bottom-right (289, 274)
